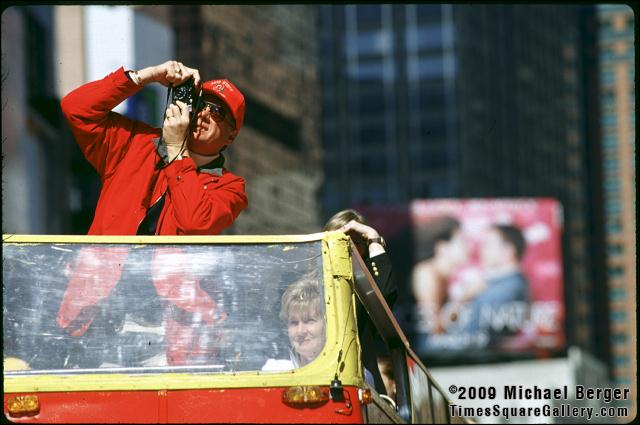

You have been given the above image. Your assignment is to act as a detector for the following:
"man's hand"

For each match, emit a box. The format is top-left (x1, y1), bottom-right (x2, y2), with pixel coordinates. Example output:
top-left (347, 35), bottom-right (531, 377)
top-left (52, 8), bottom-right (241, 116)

top-left (134, 60), bottom-right (201, 88)
top-left (163, 100), bottom-right (191, 160)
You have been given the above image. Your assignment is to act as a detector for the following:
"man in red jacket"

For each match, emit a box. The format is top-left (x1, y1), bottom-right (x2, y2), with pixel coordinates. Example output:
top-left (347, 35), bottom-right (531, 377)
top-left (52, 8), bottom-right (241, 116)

top-left (57, 61), bottom-right (248, 366)
top-left (61, 60), bottom-right (248, 236)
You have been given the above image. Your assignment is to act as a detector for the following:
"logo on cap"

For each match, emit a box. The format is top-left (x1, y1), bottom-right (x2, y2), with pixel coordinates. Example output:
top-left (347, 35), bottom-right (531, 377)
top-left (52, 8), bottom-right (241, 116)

top-left (202, 78), bottom-right (246, 130)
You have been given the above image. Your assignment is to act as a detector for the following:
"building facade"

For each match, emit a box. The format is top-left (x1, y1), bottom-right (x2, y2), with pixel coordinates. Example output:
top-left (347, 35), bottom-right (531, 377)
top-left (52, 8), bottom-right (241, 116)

top-left (597, 3), bottom-right (636, 406)
top-left (2, 5), bottom-right (175, 234)
top-left (168, 5), bottom-right (324, 234)
top-left (2, 6), bottom-right (69, 234)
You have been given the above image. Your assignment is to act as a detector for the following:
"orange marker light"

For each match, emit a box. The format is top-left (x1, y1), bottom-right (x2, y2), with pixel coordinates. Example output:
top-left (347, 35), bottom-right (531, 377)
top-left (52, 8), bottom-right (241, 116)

top-left (7, 395), bottom-right (40, 417)
top-left (359, 388), bottom-right (373, 405)
top-left (282, 386), bottom-right (330, 406)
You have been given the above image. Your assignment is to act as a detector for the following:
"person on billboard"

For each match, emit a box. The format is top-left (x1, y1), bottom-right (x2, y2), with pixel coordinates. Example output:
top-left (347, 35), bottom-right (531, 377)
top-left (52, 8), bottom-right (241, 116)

top-left (449, 224), bottom-right (531, 347)
top-left (56, 61), bottom-right (248, 366)
top-left (323, 209), bottom-right (398, 396)
top-left (411, 216), bottom-right (470, 335)
top-left (472, 224), bottom-right (530, 334)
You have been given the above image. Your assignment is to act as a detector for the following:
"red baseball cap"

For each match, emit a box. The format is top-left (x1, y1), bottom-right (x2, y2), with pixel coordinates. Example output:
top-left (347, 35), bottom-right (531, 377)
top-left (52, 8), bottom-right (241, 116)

top-left (201, 79), bottom-right (245, 130)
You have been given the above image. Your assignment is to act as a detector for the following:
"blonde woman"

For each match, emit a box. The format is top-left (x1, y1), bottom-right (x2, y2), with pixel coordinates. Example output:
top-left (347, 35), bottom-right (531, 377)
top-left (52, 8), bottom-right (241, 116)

top-left (262, 274), bottom-right (326, 370)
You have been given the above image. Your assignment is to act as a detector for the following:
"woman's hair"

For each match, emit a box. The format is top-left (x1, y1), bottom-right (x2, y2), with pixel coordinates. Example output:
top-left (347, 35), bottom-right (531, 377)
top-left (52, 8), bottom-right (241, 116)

top-left (415, 216), bottom-right (461, 262)
top-left (323, 209), bottom-right (366, 231)
top-left (279, 272), bottom-right (323, 322)
top-left (323, 209), bottom-right (370, 254)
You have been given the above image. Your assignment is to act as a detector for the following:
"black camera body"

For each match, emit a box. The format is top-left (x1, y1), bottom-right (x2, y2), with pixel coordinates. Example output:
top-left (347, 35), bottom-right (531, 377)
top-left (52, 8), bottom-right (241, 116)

top-left (171, 78), bottom-right (197, 114)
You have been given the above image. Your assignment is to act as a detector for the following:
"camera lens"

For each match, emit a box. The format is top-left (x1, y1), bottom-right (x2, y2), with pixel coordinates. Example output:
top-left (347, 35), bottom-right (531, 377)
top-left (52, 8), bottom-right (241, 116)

top-left (171, 79), bottom-right (195, 113)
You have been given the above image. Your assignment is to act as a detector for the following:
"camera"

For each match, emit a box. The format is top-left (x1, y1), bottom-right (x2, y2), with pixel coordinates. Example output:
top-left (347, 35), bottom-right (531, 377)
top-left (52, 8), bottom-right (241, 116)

top-left (171, 78), bottom-right (197, 114)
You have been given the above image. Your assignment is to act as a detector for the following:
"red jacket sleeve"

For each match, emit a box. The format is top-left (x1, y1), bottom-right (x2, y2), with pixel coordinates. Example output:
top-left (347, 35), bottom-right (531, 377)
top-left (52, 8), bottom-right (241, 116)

top-left (60, 67), bottom-right (145, 178)
top-left (164, 158), bottom-right (249, 235)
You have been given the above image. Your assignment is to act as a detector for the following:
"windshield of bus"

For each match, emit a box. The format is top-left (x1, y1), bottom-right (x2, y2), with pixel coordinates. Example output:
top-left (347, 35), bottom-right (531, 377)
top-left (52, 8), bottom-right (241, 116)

top-left (3, 241), bottom-right (325, 375)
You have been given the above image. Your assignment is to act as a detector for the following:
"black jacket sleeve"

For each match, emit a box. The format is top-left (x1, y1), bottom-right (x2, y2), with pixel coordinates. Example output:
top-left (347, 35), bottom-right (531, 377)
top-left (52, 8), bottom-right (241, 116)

top-left (365, 252), bottom-right (398, 308)
top-left (358, 251), bottom-right (398, 395)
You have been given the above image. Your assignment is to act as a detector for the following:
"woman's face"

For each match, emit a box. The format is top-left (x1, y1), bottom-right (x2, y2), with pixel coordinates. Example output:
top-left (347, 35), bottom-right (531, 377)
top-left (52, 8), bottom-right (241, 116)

top-left (287, 306), bottom-right (325, 365)
top-left (441, 229), bottom-right (469, 269)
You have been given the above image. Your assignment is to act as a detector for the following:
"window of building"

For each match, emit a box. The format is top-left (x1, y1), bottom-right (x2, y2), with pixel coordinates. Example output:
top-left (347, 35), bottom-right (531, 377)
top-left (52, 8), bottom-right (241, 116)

top-left (347, 59), bottom-right (389, 82)
top-left (244, 95), bottom-right (301, 152)
top-left (614, 377), bottom-right (631, 387)
top-left (356, 4), bottom-right (382, 27)
top-left (606, 221), bottom-right (623, 234)
top-left (611, 332), bottom-right (628, 345)
top-left (601, 112), bottom-right (617, 127)
top-left (600, 48), bottom-right (616, 64)
top-left (604, 179), bottom-right (620, 192)
top-left (345, 30), bottom-right (392, 58)
top-left (356, 90), bottom-right (388, 117)
top-left (418, 122), bottom-right (448, 144)
top-left (417, 82), bottom-right (447, 107)
top-left (602, 134), bottom-right (618, 148)
top-left (607, 266), bottom-right (625, 277)
top-left (25, 7), bottom-right (58, 128)
top-left (604, 188), bottom-right (620, 201)
top-left (599, 65), bottom-right (615, 82)
top-left (607, 244), bottom-right (624, 256)
top-left (621, 45), bottom-right (634, 61)
top-left (612, 355), bottom-right (630, 367)
top-left (603, 157), bottom-right (619, 172)
top-left (406, 24), bottom-right (443, 52)
top-left (609, 310), bottom-right (626, 323)
top-left (605, 200), bottom-right (622, 216)
top-left (353, 117), bottom-right (388, 143)
top-left (361, 153), bottom-right (389, 177)
top-left (606, 215), bottom-right (623, 229)
top-left (408, 56), bottom-right (445, 80)
top-left (427, 180), bottom-right (454, 198)
top-left (421, 148), bottom-right (450, 170)
top-left (608, 287), bottom-right (625, 301)
top-left (415, 4), bottom-right (442, 24)
top-left (601, 92), bottom-right (616, 109)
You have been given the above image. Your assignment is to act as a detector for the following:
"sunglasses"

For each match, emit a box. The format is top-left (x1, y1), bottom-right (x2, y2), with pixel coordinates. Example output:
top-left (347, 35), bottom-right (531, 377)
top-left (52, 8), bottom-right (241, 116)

top-left (197, 99), bottom-right (236, 129)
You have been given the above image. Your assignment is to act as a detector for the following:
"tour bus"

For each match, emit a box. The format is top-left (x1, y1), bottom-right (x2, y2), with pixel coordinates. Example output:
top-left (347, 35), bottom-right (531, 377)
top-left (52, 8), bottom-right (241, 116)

top-left (3, 232), bottom-right (466, 423)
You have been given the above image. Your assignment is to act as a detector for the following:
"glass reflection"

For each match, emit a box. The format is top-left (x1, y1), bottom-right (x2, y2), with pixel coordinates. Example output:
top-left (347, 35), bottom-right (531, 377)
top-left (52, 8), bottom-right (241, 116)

top-left (3, 241), bottom-right (323, 374)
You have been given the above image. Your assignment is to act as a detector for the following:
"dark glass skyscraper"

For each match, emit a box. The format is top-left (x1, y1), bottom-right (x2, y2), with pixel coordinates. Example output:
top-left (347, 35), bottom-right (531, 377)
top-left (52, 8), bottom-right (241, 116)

top-left (320, 4), bottom-right (460, 216)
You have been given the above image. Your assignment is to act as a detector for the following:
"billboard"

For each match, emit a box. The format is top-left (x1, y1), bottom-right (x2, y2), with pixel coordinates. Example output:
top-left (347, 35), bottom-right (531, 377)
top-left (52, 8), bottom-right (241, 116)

top-left (360, 198), bottom-right (565, 362)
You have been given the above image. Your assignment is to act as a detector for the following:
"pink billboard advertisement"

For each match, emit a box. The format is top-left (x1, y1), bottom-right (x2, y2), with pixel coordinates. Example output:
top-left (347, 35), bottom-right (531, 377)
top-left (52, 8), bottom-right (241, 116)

top-left (361, 198), bottom-right (565, 360)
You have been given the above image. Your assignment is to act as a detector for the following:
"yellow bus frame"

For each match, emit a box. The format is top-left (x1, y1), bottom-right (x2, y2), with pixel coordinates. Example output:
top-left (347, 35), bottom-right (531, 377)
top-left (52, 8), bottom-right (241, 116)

top-left (2, 232), bottom-right (364, 394)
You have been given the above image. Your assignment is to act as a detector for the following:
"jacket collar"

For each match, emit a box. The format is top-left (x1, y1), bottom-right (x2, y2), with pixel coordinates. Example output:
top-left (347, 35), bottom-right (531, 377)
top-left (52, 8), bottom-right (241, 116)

top-left (199, 154), bottom-right (225, 176)
top-left (153, 137), bottom-right (225, 176)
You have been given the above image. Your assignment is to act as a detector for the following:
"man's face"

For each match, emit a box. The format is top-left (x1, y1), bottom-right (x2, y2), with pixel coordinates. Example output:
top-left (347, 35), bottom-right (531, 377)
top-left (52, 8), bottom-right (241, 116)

top-left (287, 306), bottom-right (326, 365)
top-left (188, 95), bottom-right (238, 156)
